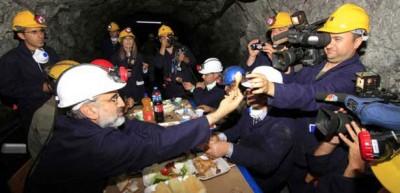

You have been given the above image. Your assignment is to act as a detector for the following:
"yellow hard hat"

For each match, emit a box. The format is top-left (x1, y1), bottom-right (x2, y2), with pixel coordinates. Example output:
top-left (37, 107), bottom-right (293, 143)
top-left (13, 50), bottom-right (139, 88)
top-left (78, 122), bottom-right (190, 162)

top-left (118, 27), bottom-right (135, 42)
top-left (12, 10), bottom-right (47, 31)
top-left (371, 154), bottom-right (400, 193)
top-left (107, 22), bottom-right (120, 32)
top-left (158, 25), bottom-right (174, 37)
top-left (48, 60), bottom-right (79, 80)
top-left (268, 12), bottom-right (293, 29)
top-left (318, 3), bottom-right (370, 33)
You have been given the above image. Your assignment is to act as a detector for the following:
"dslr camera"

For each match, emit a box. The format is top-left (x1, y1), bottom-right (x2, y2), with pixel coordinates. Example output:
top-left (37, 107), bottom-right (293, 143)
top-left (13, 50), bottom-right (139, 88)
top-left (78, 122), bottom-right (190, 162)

top-left (271, 11), bottom-right (331, 71)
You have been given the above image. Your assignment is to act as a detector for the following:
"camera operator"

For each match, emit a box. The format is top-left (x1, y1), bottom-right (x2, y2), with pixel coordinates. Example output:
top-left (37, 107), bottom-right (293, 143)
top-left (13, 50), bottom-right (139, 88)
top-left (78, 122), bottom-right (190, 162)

top-left (247, 3), bottom-right (369, 111)
top-left (154, 24), bottom-right (197, 99)
top-left (245, 3), bottom-right (370, 192)
top-left (245, 12), bottom-right (293, 72)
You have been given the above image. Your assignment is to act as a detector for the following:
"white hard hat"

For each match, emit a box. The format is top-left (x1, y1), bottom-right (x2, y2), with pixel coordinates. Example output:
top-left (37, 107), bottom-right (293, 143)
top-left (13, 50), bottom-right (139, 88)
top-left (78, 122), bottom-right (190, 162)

top-left (56, 64), bottom-right (126, 108)
top-left (242, 66), bottom-right (283, 87)
top-left (199, 58), bottom-right (223, 74)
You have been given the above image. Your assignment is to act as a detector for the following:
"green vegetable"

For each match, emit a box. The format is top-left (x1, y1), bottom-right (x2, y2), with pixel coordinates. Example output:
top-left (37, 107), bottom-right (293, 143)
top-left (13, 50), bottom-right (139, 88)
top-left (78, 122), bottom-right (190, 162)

top-left (153, 173), bottom-right (170, 184)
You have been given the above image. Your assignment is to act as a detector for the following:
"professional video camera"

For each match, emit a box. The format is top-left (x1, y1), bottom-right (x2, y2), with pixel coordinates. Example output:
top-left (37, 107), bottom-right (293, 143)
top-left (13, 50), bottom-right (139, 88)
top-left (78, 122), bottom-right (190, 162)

top-left (315, 72), bottom-right (400, 162)
top-left (270, 11), bottom-right (331, 71)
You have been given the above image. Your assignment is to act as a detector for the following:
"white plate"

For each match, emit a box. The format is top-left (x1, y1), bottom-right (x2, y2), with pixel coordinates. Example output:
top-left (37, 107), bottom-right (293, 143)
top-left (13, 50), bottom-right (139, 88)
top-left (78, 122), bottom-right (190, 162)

top-left (196, 157), bottom-right (231, 180)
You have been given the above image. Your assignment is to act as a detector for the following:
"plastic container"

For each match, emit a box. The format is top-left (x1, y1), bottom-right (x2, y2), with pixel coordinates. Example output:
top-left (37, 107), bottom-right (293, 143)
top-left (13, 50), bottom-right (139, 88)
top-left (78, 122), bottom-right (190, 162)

top-left (142, 93), bottom-right (154, 122)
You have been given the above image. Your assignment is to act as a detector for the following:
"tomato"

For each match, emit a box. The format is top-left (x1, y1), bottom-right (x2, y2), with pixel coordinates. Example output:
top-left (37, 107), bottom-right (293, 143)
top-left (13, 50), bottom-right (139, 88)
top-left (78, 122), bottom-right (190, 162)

top-left (160, 167), bottom-right (169, 176)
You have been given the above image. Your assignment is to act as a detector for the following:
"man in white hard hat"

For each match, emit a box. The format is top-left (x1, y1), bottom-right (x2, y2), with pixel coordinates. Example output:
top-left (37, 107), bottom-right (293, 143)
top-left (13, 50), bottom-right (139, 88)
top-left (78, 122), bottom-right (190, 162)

top-left (206, 66), bottom-right (296, 193)
top-left (183, 58), bottom-right (225, 113)
top-left (26, 64), bottom-right (243, 193)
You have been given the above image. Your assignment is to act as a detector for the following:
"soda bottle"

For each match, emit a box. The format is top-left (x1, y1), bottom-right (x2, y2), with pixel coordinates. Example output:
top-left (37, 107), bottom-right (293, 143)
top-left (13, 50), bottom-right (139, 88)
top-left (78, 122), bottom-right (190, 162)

top-left (141, 93), bottom-right (154, 122)
top-left (152, 87), bottom-right (164, 123)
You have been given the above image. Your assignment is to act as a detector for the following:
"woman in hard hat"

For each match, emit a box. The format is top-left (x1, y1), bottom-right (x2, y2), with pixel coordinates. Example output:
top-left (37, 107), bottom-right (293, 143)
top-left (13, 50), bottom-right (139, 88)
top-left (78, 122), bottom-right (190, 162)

top-left (0, 10), bottom-right (60, 137)
top-left (245, 11), bottom-right (293, 72)
top-left (206, 66), bottom-right (296, 193)
top-left (111, 27), bottom-right (149, 103)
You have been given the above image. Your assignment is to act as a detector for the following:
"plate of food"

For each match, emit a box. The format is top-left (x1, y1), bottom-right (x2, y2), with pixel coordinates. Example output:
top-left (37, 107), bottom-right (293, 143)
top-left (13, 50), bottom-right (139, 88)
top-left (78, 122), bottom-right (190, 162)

top-left (192, 154), bottom-right (231, 180)
top-left (142, 158), bottom-right (197, 187)
top-left (144, 175), bottom-right (206, 193)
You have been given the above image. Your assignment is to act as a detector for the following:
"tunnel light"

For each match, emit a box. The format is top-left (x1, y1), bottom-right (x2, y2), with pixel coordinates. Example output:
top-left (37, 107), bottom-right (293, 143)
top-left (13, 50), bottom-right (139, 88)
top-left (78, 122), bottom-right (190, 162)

top-left (136, 21), bottom-right (162, 24)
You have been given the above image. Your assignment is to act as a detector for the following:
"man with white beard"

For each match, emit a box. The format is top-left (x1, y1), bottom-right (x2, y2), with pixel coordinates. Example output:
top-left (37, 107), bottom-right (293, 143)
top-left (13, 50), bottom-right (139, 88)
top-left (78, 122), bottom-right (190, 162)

top-left (26, 64), bottom-right (243, 193)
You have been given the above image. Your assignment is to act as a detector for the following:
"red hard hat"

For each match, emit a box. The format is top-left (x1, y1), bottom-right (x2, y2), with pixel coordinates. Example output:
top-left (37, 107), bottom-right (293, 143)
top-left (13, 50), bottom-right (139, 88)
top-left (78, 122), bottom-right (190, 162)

top-left (90, 59), bottom-right (114, 69)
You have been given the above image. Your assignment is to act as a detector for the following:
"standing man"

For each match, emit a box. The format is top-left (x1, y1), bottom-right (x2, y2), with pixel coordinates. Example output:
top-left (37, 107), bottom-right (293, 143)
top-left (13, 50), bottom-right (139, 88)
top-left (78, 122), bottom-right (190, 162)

top-left (154, 24), bottom-right (197, 99)
top-left (0, 10), bottom-right (59, 137)
top-left (244, 12), bottom-right (293, 72)
top-left (246, 3), bottom-right (369, 193)
top-left (102, 22), bottom-right (120, 60)
top-left (26, 64), bottom-right (243, 193)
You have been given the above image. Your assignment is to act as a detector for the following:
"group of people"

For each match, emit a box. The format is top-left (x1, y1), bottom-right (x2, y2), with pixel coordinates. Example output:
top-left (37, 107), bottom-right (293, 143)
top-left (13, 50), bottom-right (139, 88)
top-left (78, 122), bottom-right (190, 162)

top-left (0, 3), bottom-right (396, 193)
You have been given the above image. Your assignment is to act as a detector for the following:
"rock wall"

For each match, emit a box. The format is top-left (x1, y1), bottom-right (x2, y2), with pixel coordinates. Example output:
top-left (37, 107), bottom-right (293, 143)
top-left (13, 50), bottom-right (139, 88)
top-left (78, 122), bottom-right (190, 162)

top-left (0, 0), bottom-right (399, 92)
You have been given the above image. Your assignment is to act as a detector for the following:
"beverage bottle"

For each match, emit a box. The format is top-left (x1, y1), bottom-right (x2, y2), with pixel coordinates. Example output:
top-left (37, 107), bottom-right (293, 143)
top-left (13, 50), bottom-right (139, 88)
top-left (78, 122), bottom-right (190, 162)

top-left (142, 93), bottom-right (154, 122)
top-left (152, 87), bottom-right (165, 123)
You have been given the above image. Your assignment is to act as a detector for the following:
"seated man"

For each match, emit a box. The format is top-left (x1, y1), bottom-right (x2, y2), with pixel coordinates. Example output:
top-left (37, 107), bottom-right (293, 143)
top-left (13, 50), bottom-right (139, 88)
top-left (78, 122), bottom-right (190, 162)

top-left (205, 66), bottom-right (295, 193)
top-left (183, 58), bottom-right (225, 112)
top-left (26, 64), bottom-right (243, 193)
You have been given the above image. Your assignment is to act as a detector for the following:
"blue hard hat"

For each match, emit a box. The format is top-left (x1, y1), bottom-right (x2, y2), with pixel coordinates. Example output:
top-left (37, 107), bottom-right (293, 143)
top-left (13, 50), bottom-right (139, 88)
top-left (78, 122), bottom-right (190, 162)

top-left (222, 66), bottom-right (245, 85)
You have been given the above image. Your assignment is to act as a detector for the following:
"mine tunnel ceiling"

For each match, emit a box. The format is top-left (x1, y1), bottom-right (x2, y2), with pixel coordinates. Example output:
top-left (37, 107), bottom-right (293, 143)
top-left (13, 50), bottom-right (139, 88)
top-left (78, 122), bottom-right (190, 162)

top-left (2, 0), bottom-right (400, 92)
top-left (33, 0), bottom-right (247, 63)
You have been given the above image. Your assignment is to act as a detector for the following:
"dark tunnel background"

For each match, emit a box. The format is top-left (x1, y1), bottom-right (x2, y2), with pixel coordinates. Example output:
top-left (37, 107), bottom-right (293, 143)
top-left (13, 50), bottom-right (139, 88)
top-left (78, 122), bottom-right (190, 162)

top-left (95, 12), bottom-right (222, 66)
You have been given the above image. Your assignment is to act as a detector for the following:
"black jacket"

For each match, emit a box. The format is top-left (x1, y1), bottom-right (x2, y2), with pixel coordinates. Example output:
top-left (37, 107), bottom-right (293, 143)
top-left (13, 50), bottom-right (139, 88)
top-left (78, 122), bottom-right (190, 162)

top-left (153, 47), bottom-right (196, 99)
top-left (224, 108), bottom-right (295, 193)
top-left (111, 52), bottom-right (147, 101)
top-left (0, 42), bottom-right (59, 118)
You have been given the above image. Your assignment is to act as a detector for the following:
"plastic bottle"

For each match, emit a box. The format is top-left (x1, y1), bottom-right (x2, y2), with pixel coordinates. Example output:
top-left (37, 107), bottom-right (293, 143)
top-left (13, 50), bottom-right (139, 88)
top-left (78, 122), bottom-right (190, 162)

top-left (142, 93), bottom-right (154, 122)
top-left (152, 87), bottom-right (164, 123)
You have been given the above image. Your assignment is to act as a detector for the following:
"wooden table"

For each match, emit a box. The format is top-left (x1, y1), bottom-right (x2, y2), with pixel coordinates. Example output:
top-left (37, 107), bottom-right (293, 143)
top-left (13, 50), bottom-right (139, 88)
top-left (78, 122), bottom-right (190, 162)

top-left (122, 100), bottom-right (255, 193)
top-left (134, 165), bottom-right (254, 193)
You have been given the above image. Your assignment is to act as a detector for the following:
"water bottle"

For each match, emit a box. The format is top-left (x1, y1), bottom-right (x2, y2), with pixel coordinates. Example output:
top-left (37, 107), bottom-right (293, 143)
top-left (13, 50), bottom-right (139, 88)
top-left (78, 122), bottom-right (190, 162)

top-left (152, 87), bottom-right (164, 123)
top-left (141, 93), bottom-right (154, 122)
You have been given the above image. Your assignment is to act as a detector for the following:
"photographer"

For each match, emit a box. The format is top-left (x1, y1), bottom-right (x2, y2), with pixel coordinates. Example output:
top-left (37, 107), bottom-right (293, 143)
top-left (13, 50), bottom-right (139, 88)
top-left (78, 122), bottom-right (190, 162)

top-left (245, 12), bottom-right (293, 72)
top-left (153, 24), bottom-right (197, 99)
top-left (245, 3), bottom-right (369, 192)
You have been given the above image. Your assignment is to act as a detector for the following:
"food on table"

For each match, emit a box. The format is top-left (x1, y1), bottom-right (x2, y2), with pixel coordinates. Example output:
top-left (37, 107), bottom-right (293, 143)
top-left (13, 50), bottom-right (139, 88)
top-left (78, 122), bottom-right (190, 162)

top-left (153, 175), bottom-right (206, 193)
top-left (192, 155), bottom-right (217, 176)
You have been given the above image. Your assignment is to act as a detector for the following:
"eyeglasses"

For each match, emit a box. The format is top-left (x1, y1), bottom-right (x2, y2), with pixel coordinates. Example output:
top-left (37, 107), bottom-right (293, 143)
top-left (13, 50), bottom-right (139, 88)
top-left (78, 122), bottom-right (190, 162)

top-left (23, 29), bottom-right (46, 35)
top-left (108, 93), bottom-right (121, 104)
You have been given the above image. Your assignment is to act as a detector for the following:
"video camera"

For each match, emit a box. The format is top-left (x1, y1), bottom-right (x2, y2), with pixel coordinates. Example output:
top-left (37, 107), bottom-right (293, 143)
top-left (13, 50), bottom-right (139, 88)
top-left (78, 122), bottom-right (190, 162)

top-left (270, 11), bottom-right (331, 71)
top-left (315, 72), bottom-right (400, 162)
